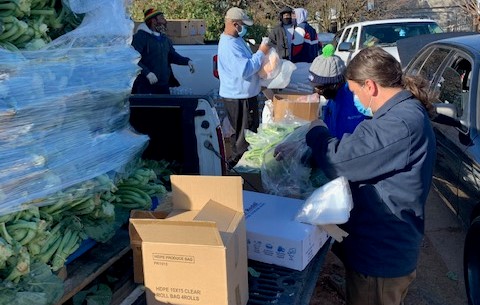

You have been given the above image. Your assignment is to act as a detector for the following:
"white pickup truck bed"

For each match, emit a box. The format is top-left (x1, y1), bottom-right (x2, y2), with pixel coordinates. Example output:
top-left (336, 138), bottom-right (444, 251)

top-left (171, 44), bottom-right (219, 95)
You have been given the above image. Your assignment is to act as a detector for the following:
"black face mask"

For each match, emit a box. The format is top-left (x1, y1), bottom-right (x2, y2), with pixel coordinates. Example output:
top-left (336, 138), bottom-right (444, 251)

top-left (322, 87), bottom-right (339, 99)
top-left (282, 18), bottom-right (292, 25)
top-left (314, 84), bottom-right (340, 100)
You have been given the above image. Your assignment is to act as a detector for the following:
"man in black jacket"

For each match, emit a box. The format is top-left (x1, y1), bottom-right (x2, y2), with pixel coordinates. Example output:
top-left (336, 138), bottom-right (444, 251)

top-left (131, 9), bottom-right (194, 94)
top-left (268, 6), bottom-right (294, 60)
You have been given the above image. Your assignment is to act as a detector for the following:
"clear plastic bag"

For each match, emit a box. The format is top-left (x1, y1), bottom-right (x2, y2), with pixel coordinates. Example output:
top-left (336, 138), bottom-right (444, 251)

top-left (260, 60), bottom-right (297, 89)
top-left (234, 121), bottom-right (301, 172)
top-left (295, 176), bottom-right (354, 225)
top-left (258, 48), bottom-right (281, 80)
top-left (261, 124), bottom-right (324, 199)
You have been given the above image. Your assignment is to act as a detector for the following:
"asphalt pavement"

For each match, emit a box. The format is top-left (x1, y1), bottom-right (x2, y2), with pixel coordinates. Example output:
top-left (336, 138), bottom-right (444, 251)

top-left (404, 187), bottom-right (468, 305)
top-left (310, 186), bottom-right (469, 305)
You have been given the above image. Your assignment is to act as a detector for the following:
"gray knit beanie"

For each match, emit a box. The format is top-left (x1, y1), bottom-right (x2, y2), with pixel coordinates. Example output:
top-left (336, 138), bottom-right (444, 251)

top-left (308, 44), bottom-right (346, 85)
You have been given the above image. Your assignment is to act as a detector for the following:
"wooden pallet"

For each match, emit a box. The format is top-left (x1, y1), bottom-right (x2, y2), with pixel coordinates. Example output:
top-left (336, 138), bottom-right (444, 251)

top-left (55, 227), bottom-right (132, 305)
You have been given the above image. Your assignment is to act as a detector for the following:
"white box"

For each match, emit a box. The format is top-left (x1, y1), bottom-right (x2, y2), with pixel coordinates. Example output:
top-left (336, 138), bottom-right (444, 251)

top-left (243, 191), bottom-right (329, 271)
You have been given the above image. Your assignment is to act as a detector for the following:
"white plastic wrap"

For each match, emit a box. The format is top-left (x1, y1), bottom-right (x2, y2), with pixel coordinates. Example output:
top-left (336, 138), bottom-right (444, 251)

top-left (0, 0), bottom-right (148, 216)
top-left (295, 176), bottom-right (354, 225)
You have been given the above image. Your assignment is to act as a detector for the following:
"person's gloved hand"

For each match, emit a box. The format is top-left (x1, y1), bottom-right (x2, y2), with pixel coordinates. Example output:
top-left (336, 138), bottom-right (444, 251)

top-left (146, 72), bottom-right (158, 85)
top-left (273, 140), bottom-right (302, 161)
top-left (188, 60), bottom-right (195, 73)
top-left (308, 119), bottom-right (327, 132)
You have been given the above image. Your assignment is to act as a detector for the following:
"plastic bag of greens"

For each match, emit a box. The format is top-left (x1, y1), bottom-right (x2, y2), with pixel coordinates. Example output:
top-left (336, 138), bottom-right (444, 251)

top-left (261, 124), bottom-right (329, 199)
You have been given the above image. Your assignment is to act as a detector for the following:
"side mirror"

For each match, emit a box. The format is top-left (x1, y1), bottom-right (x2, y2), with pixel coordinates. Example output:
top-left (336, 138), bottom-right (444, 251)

top-left (432, 103), bottom-right (465, 130)
top-left (434, 103), bottom-right (457, 118)
top-left (338, 41), bottom-right (353, 52)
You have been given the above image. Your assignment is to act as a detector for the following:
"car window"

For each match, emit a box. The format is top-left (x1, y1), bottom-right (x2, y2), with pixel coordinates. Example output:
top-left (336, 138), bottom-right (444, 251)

top-left (342, 28), bottom-right (351, 44)
top-left (332, 31), bottom-right (343, 48)
top-left (408, 47), bottom-right (451, 85)
top-left (438, 55), bottom-right (472, 119)
top-left (360, 22), bottom-right (443, 48)
top-left (348, 27), bottom-right (359, 46)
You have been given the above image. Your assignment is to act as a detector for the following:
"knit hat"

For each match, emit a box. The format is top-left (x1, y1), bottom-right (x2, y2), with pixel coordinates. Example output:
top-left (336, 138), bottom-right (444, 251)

top-left (144, 8), bottom-right (163, 22)
top-left (225, 7), bottom-right (253, 26)
top-left (279, 6), bottom-right (292, 15)
top-left (308, 44), bottom-right (346, 85)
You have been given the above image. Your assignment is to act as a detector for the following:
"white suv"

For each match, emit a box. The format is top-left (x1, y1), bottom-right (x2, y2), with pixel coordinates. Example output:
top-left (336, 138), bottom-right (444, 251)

top-left (333, 18), bottom-right (443, 65)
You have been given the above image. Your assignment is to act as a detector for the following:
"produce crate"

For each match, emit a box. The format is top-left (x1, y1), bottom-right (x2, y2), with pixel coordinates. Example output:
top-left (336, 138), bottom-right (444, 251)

top-left (246, 238), bottom-right (331, 305)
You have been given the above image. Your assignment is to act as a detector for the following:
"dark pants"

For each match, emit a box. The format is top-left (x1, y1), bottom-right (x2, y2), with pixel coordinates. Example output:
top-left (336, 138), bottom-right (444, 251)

top-left (223, 96), bottom-right (260, 163)
top-left (131, 75), bottom-right (170, 94)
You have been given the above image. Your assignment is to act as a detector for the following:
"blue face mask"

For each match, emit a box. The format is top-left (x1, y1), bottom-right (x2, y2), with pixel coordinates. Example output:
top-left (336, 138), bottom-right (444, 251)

top-left (353, 95), bottom-right (373, 117)
top-left (237, 25), bottom-right (247, 37)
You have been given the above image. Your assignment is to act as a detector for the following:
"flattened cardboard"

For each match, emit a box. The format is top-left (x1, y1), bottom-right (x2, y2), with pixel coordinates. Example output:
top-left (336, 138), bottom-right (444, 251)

top-left (243, 190), bottom-right (329, 271)
top-left (273, 93), bottom-right (320, 122)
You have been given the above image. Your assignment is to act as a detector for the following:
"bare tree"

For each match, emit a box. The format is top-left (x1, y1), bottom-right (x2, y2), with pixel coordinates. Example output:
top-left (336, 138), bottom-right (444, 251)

top-left (454, 0), bottom-right (480, 30)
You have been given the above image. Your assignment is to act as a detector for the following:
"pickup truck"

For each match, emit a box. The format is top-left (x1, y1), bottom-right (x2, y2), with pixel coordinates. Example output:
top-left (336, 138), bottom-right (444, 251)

top-left (170, 43), bottom-right (219, 95)
top-left (128, 39), bottom-right (228, 177)
top-left (333, 18), bottom-right (443, 65)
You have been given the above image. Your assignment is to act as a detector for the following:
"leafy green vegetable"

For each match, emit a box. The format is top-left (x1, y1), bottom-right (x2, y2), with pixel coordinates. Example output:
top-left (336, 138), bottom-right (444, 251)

top-left (72, 283), bottom-right (112, 305)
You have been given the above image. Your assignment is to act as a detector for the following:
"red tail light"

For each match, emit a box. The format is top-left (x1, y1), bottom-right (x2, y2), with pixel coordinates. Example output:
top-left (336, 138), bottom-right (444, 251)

top-left (215, 126), bottom-right (227, 175)
top-left (213, 54), bottom-right (219, 79)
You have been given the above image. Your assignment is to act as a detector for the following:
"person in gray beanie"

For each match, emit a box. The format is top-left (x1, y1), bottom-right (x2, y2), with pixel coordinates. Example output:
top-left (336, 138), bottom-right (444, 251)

top-left (308, 44), bottom-right (364, 139)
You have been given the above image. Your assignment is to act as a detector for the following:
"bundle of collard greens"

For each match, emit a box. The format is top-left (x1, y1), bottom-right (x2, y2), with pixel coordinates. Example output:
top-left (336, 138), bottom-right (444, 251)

top-left (0, 262), bottom-right (63, 305)
top-left (261, 124), bottom-right (330, 199)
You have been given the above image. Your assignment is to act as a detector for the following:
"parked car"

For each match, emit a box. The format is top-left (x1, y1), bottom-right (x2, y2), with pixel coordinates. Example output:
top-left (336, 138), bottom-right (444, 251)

top-left (333, 18), bottom-right (443, 65)
top-left (403, 34), bottom-right (480, 305)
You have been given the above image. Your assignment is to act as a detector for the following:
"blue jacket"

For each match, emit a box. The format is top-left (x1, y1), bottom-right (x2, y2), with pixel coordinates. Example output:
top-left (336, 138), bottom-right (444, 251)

top-left (323, 83), bottom-right (365, 139)
top-left (217, 33), bottom-right (265, 99)
top-left (306, 90), bottom-right (436, 277)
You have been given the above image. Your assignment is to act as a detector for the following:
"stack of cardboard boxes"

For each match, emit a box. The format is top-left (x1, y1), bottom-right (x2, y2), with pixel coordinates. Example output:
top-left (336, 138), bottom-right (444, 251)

top-left (166, 19), bottom-right (206, 44)
top-left (129, 175), bottom-right (330, 305)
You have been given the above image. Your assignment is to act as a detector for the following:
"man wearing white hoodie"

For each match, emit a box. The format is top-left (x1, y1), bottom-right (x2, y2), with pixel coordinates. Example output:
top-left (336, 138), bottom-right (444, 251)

top-left (131, 8), bottom-right (194, 94)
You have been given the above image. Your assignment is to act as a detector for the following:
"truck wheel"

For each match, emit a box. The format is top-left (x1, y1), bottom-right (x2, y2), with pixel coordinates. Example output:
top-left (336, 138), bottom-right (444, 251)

top-left (465, 215), bottom-right (480, 305)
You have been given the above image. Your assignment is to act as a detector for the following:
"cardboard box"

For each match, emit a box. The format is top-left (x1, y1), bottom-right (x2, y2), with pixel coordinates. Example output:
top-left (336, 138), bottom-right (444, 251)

top-left (273, 93), bottom-right (320, 122)
top-left (129, 210), bottom-right (168, 283)
top-left (167, 19), bottom-right (190, 37)
top-left (189, 19), bottom-right (206, 35)
top-left (167, 19), bottom-right (206, 37)
top-left (169, 35), bottom-right (205, 45)
top-left (243, 190), bottom-right (329, 271)
top-left (129, 175), bottom-right (248, 305)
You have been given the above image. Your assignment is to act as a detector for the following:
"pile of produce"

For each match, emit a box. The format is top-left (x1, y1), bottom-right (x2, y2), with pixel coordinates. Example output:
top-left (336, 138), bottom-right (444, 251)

top-left (0, 160), bottom-right (170, 304)
top-left (0, 1), bottom-right (164, 303)
top-left (0, 0), bottom-right (84, 51)
top-left (235, 122), bottom-right (300, 171)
